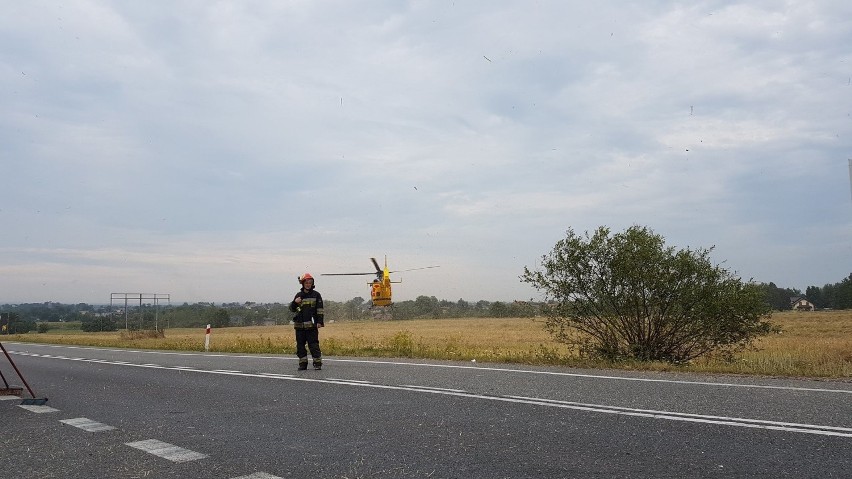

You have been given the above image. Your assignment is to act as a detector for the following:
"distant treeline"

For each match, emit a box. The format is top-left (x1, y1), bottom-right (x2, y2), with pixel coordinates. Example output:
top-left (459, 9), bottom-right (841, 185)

top-left (757, 273), bottom-right (852, 311)
top-left (2, 273), bottom-right (850, 332)
top-left (0, 297), bottom-right (538, 331)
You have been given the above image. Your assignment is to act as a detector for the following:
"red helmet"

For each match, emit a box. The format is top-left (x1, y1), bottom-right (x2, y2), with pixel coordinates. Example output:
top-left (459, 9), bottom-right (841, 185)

top-left (299, 273), bottom-right (314, 283)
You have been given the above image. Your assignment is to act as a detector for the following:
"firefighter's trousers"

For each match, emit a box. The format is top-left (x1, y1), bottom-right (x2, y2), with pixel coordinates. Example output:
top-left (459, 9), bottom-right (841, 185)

top-left (295, 327), bottom-right (322, 361)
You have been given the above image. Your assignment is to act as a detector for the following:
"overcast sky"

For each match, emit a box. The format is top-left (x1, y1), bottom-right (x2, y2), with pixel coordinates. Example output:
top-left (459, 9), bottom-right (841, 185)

top-left (1, 1), bottom-right (851, 305)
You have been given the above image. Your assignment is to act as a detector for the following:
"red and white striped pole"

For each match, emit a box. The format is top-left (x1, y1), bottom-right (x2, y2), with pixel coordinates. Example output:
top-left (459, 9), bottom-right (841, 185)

top-left (204, 324), bottom-right (211, 352)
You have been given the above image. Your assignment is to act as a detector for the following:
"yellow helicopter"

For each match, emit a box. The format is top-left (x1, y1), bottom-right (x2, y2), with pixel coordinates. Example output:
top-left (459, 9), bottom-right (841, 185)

top-left (321, 257), bottom-right (439, 308)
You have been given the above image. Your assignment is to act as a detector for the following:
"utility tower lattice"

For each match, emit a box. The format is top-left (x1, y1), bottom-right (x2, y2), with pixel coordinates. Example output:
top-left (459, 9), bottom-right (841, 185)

top-left (110, 293), bottom-right (171, 330)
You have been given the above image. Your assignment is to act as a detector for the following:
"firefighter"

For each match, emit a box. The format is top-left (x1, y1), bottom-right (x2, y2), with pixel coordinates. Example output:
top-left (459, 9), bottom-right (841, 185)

top-left (289, 273), bottom-right (324, 370)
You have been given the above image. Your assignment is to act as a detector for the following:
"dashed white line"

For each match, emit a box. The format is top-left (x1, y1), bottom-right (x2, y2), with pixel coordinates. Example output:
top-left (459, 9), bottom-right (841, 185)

top-left (19, 405), bottom-right (59, 413)
top-left (125, 439), bottom-right (208, 463)
top-left (0, 395), bottom-right (21, 401)
top-left (231, 473), bottom-right (284, 479)
top-left (8, 344), bottom-right (852, 439)
top-left (60, 417), bottom-right (116, 432)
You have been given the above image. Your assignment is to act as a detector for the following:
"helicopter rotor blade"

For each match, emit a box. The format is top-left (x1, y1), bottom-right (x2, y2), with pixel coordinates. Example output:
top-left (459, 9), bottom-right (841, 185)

top-left (320, 272), bottom-right (376, 276)
top-left (324, 259), bottom-right (439, 276)
top-left (389, 265), bottom-right (441, 274)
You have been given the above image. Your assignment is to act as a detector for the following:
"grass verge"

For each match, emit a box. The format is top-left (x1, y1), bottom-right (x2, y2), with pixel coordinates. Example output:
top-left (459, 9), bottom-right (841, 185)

top-left (6, 311), bottom-right (851, 379)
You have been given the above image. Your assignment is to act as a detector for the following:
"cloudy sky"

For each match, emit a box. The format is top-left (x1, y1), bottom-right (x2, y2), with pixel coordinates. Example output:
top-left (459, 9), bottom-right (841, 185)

top-left (1, 1), bottom-right (851, 305)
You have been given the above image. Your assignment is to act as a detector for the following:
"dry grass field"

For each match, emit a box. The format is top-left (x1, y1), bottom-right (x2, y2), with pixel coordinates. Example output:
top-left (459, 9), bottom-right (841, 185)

top-left (7, 310), bottom-right (851, 379)
top-left (726, 309), bottom-right (852, 378)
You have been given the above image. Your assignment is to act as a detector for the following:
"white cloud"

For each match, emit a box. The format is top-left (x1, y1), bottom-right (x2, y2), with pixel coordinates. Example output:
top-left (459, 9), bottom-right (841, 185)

top-left (1, 1), bottom-right (850, 304)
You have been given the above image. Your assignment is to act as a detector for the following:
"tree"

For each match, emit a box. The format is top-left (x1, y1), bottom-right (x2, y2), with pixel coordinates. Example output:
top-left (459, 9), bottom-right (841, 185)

top-left (521, 225), bottom-right (773, 362)
top-left (209, 308), bottom-right (230, 328)
top-left (803, 272), bottom-right (852, 310)
top-left (489, 301), bottom-right (509, 318)
top-left (81, 317), bottom-right (118, 332)
top-left (838, 274), bottom-right (852, 309)
top-left (805, 285), bottom-right (824, 309)
top-left (414, 296), bottom-right (440, 318)
top-left (755, 282), bottom-right (801, 311)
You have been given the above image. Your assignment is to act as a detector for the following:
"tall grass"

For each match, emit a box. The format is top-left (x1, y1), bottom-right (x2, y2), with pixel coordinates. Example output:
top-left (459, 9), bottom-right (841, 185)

top-left (7, 311), bottom-right (851, 378)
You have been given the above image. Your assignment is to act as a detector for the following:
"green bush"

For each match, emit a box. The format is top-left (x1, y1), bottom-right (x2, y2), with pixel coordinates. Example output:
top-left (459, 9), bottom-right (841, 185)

top-left (522, 225), bottom-right (773, 362)
top-left (81, 317), bottom-right (119, 332)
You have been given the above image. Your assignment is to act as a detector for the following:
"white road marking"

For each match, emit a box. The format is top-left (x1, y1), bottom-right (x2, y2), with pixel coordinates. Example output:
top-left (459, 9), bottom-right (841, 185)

top-left (330, 358), bottom-right (852, 395)
top-left (19, 405), bottom-right (59, 413)
top-left (60, 417), bottom-right (116, 432)
top-left (8, 344), bottom-right (852, 438)
top-left (401, 385), bottom-right (467, 393)
top-left (9, 342), bottom-right (852, 395)
top-left (125, 439), bottom-right (208, 463)
top-left (0, 395), bottom-right (22, 401)
top-left (231, 473), bottom-right (284, 479)
top-left (255, 372), bottom-right (295, 378)
top-left (504, 395), bottom-right (852, 437)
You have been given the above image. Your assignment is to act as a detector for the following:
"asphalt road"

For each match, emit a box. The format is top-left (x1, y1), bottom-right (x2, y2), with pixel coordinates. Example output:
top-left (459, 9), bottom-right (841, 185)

top-left (1, 341), bottom-right (851, 478)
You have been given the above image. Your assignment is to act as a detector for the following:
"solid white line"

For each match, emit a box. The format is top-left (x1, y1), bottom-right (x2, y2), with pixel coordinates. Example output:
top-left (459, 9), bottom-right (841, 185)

top-left (254, 374), bottom-right (296, 380)
top-left (495, 395), bottom-right (852, 438)
top-left (324, 379), bottom-right (375, 386)
top-left (8, 345), bottom-right (852, 438)
top-left (331, 358), bottom-right (852, 395)
top-left (505, 395), bottom-right (852, 434)
top-left (60, 417), bottom-right (116, 432)
top-left (9, 342), bottom-right (851, 395)
top-left (400, 385), bottom-right (467, 393)
top-left (11, 350), bottom-right (852, 438)
top-left (125, 439), bottom-right (208, 463)
top-left (0, 395), bottom-right (21, 401)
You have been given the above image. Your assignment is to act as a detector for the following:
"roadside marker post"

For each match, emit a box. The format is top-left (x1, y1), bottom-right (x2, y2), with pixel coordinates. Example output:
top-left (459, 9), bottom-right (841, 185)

top-left (205, 324), bottom-right (211, 352)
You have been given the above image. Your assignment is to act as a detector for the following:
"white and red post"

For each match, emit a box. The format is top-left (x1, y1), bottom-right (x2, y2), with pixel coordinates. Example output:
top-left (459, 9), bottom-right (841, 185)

top-left (204, 324), bottom-right (211, 352)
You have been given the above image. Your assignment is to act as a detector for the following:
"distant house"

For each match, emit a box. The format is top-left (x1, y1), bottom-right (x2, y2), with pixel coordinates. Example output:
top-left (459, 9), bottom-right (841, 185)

top-left (790, 297), bottom-right (815, 311)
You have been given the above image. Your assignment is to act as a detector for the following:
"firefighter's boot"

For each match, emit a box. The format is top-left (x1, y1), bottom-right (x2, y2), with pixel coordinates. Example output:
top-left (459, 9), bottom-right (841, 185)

top-left (298, 358), bottom-right (308, 371)
top-left (313, 358), bottom-right (322, 370)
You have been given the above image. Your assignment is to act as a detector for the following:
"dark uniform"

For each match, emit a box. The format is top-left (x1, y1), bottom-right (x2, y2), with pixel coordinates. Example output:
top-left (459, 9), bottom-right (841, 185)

top-left (289, 275), bottom-right (324, 370)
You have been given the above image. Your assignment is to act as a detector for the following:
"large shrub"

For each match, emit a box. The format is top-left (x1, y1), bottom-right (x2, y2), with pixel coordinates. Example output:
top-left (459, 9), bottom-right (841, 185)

top-left (521, 225), bottom-right (773, 362)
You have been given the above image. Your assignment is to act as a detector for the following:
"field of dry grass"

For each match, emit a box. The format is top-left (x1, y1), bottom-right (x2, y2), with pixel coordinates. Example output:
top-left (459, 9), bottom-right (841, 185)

top-left (720, 309), bottom-right (852, 377)
top-left (7, 310), bottom-right (851, 379)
